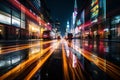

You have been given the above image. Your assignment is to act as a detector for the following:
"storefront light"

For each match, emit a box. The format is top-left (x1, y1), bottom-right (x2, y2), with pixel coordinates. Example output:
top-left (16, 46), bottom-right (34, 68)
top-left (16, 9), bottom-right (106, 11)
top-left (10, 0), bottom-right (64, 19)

top-left (110, 28), bottom-right (116, 30)
top-left (0, 29), bottom-right (2, 32)
top-left (115, 15), bottom-right (120, 19)
top-left (92, 19), bottom-right (98, 23)
top-left (104, 28), bottom-right (109, 32)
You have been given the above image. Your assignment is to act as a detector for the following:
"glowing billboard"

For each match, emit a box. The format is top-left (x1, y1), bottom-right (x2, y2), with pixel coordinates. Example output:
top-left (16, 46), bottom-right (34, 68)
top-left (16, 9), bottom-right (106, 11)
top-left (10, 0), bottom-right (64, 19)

top-left (91, 0), bottom-right (99, 21)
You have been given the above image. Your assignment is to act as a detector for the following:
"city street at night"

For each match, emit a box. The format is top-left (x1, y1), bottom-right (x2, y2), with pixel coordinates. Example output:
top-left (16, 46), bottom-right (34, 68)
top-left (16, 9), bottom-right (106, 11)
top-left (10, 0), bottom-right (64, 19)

top-left (0, 0), bottom-right (120, 80)
top-left (0, 39), bottom-right (120, 80)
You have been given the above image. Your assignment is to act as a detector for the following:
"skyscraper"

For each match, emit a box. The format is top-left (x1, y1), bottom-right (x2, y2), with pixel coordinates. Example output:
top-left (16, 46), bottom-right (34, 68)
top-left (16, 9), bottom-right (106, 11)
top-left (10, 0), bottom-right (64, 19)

top-left (71, 0), bottom-right (77, 34)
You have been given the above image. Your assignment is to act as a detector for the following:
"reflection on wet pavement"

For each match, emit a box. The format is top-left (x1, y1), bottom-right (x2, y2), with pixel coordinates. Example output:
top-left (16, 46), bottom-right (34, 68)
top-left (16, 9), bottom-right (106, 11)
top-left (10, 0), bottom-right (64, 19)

top-left (0, 39), bottom-right (120, 80)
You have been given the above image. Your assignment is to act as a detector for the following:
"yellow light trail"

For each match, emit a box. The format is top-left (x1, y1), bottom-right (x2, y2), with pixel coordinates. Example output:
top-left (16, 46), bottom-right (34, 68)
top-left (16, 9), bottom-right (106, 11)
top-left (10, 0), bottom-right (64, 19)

top-left (68, 41), bottom-right (120, 80)
top-left (0, 40), bottom-right (43, 49)
top-left (68, 56), bottom-right (76, 80)
top-left (73, 61), bottom-right (87, 80)
top-left (0, 44), bottom-right (27, 49)
top-left (25, 41), bottom-right (60, 80)
top-left (62, 40), bottom-right (86, 80)
top-left (0, 42), bottom-right (54, 80)
top-left (66, 51), bottom-right (85, 80)
top-left (0, 40), bottom-right (56, 54)
top-left (62, 43), bottom-right (70, 80)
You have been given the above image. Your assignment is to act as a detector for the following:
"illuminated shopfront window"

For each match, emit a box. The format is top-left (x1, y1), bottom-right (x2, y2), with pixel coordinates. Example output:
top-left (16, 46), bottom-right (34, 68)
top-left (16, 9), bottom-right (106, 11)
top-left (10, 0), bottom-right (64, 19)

top-left (12, 16), bottom-right (20, 27)
top-left (0, 11), bottom-right (11, 25)
top-left (21, 20), bottom-right (25, 29)
top-left (111, 15), bottom-right (120, 38)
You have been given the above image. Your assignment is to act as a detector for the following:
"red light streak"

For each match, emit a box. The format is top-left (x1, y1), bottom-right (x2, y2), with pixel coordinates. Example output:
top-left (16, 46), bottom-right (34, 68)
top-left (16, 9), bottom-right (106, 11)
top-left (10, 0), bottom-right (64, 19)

top-left (8, 0), bottom-right (51, 30)
top-left (78, 21), bottom-right (91, 30)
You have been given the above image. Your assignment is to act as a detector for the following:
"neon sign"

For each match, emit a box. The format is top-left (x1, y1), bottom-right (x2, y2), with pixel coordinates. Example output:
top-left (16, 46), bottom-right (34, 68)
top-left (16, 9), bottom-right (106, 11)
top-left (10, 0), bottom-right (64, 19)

top-left (91, 0), bottom-right (99, 21)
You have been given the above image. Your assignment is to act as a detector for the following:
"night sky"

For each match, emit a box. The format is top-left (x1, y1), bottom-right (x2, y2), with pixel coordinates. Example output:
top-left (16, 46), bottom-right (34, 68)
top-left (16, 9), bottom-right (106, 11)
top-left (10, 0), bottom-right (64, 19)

top-left (46, 0), bottom-right (86, 36)
top-left (45, 0), bottom-right (77, 36)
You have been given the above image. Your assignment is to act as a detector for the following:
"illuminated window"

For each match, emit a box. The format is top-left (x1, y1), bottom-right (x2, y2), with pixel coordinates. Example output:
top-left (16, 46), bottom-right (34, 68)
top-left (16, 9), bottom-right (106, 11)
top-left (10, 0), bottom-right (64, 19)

top-left (12, 16), bottom-right (20, 27)
top-left (0, 11), bottom-right (11, 25)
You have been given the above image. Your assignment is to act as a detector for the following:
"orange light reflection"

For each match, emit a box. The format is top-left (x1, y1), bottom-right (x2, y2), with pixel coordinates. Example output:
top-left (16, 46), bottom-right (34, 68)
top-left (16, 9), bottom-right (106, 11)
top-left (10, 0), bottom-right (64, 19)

top-left (68, 41), bottom-right (120, 80)
top-left (25, 41), bottom-right (60, 80)
top-left (62, 43), bottom-right (70, 80)
top-left (62, 40), bottom-right (86, 80)
top-left (0, 40), bottom-right (56, 54)
top-left (0, 40), bottom-right (56, 79)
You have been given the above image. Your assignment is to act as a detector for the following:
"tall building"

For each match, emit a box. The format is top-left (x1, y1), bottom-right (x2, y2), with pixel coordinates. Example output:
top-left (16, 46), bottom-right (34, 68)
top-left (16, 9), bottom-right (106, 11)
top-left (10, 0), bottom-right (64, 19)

top-left (71, 0), bottom-right (78, 34)
top-left (66, 21), bottom-right (70, 33)
top-left (76, 0), bottom-right (120, 40)
top-left (0, 0), bottom-right (51, 40)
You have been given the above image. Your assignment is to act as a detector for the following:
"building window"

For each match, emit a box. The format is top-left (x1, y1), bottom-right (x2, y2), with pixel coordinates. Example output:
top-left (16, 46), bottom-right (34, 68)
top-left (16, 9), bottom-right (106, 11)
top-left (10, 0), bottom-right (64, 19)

top-left (12, 16), bottom-right (20, 27)
top-left (0, 11), bottom-right (11, 25)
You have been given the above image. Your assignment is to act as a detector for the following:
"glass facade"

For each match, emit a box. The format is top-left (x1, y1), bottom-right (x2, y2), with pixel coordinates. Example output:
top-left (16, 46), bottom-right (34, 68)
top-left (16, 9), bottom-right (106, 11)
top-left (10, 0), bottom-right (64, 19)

top-left (0, 11), bottom-right (11, 25)
top-left (0, 1), bottom-right (25, 28)
top-left (111, 15), bottom-right (120, 39)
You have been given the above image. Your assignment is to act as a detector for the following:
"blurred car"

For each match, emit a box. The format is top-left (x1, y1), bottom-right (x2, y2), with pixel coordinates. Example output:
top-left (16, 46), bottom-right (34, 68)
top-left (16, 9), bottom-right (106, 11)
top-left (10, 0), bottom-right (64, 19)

top-left (42, 30), bottom-right (51, 40)
top-left (67, 33), bottom-right (73, 39)
top-left (57, 36), bottom-right (61, 40)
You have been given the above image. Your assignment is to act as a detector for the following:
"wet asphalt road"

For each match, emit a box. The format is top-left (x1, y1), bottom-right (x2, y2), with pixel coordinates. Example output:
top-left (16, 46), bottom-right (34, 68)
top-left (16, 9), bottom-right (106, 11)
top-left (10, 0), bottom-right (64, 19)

top-left (0, 39), bottom-right (120, 80)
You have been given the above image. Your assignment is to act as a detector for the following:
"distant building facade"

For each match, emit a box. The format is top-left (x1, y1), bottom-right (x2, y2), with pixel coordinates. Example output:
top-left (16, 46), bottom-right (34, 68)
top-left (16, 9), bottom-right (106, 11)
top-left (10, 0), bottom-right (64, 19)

top-left (75, 0), bottom-right (120, 40)
top-left (0, 0), bottom-right (51, 40)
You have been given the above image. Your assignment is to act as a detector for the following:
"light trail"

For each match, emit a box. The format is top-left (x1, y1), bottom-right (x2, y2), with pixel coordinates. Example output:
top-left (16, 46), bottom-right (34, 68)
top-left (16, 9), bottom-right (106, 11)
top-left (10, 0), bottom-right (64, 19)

top-left (0, 44), bottom-right (28, 49)
top-left (68, 56), bottom-right (76, 80)
top-left (68, 41), bottom-right (120, 80)
top-left (63, 40), bottom-right (76, 80)
top-left (62, 40), bottom-right (86, 80)
top-left (62, 43), bottom-right (70, 80)
top-left (0, 41), bottom-right (55, 80)
top-left (0, 40), bottom-right (44, 49)
top-left (0, 40), bottom-right (56, 54)
top-left (0, 39), bottom-right (42, 49)
top-left (66, 53), bottom-right (84, 80)
top-left (25, 41), bottom-right (60, 80)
